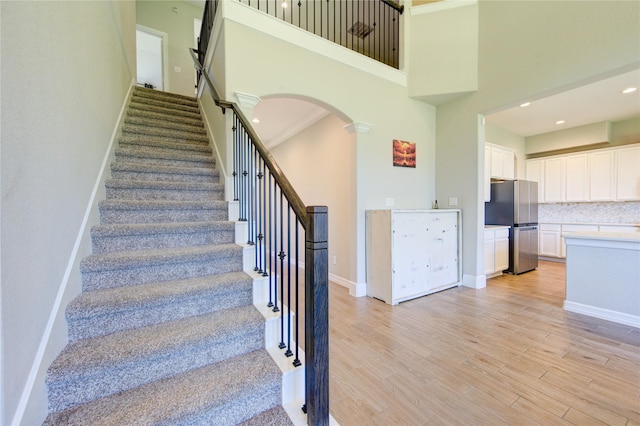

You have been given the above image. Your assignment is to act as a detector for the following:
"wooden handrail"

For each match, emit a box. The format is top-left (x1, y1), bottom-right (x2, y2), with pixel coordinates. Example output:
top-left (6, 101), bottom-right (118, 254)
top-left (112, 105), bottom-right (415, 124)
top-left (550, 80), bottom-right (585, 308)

top-left (189, 48), bottom-right (308, 227)
top-left (381, 0), bottom-right (405, 14)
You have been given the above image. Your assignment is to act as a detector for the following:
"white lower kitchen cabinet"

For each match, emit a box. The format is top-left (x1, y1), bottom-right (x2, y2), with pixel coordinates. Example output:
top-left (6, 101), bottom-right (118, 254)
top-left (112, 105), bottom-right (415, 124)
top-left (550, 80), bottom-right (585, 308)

top-left (366, 209), bottom-right (461, 305)
top-left (484, 226), bottom-right (510, 277)
top-left (539, 224), bottom-right (562, 258)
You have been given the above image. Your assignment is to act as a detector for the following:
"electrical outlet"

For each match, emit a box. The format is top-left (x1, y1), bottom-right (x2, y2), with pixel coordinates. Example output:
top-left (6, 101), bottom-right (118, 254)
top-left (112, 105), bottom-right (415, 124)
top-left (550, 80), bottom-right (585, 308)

top-left (332, 256), bottom-right (337, 265)
top-left (449, 197), bottom-right (458, 206)
top-left (174, 66), bottom-right (181, 73)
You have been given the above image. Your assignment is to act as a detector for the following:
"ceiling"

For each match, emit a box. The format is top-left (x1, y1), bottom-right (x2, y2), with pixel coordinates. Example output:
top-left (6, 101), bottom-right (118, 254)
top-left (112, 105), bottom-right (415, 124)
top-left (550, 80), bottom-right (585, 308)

top-left (485, 69), bottom-right (640, 137)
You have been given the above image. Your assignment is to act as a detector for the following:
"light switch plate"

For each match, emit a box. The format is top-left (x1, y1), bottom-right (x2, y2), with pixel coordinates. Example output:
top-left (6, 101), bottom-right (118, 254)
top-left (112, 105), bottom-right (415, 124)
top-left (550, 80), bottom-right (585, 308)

top-left (385, 197), bottom-right (394, 207)
top-left (448, 197), bottom-right (458, 206)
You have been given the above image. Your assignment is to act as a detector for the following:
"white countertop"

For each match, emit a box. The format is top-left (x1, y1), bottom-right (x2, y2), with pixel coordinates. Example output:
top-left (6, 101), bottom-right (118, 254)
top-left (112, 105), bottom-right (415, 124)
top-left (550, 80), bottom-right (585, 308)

top-left (539, 221), bottom-right (640, 227)
top-left (485, 225), bottom-right (510, 229)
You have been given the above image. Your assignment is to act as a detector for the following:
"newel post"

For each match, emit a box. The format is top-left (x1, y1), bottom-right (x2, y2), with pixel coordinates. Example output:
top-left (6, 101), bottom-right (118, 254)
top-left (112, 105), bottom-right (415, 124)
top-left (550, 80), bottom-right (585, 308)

top-left (305, 206), bottom-right (329, 426)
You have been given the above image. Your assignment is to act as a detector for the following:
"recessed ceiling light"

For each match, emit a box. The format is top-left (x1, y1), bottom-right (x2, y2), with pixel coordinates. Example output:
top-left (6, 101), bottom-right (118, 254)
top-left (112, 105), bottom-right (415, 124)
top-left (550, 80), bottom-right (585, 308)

top-left (252, 118), bottom-right (260, 124)
top-left (622, 87), bottom-right (637, 94)
top-left (520, 102), bottom-right (531, 107)
top-left (555, 120), bottom-right (566, 125)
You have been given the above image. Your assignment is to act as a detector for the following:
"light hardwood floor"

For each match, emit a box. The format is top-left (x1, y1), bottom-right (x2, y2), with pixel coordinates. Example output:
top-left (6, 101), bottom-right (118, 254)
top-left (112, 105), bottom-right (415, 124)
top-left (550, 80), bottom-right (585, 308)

top-left (328, 261), bottom-right (640, 425)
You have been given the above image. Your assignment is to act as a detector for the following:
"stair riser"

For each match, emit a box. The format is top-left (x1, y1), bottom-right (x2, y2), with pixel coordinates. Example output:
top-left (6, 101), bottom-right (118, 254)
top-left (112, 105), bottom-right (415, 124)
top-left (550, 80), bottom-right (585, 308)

top-left (122, 127), bottom-right (209, 144)
top-left (47, 329), bottom-right (264, 413)
top-left (81, 256), bottom-right (243, 291)
top-left (110, 169), bottom-right (218, 184)
top-left (125, 116), bottom-right (205, 134)
top-left (105, 187), bottom-right (223, 202)
top-left (99, 207), bottom-right (227, 224)
top-left (128, 102), bottom-right (201, 121)
top-left (114, 153), bottom-right (215, 169)
top-left (91, 229), bottom-right (235, 253)
top-left (68, 286), bottom-right (252, 341)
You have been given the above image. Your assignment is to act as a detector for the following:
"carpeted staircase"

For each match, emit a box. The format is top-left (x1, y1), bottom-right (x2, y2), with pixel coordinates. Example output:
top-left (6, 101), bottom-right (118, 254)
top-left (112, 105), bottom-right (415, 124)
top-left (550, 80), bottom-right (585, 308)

top-left (44, 87), bottom-right (294, 425)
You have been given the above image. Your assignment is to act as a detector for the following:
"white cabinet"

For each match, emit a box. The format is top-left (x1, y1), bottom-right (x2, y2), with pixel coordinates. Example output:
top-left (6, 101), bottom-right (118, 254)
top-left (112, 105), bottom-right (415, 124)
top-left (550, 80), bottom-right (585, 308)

top-left (484, 226), bottom-right (510, 277)
top-left (565, 154), bottom-right (589, 202)
top-left (544, 157), bottom-right (566, 203)
top-left (616, 145), bottom-right (640, 201)
top-left (484, 145), bottom-right (491, 202)
top-left (366, 210), bottom-right (461, 305)
top-left (539, 224), bottom-right (562, 257)
top-left (487, 143), bottom-right (516, 180)
top-left (589, 150), bottom-right (616, 201)
top-left (525, 159), bottom-right (545, 202)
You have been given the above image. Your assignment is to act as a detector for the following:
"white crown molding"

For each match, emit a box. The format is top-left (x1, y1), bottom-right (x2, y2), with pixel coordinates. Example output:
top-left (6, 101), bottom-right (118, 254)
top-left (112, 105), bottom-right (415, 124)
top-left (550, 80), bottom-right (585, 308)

top-left (344, 122), bottom-right (375, 134)
top-left (410, 0), bottom-right (477, 16)
top-left (235, 91), bottom-right (262, 109)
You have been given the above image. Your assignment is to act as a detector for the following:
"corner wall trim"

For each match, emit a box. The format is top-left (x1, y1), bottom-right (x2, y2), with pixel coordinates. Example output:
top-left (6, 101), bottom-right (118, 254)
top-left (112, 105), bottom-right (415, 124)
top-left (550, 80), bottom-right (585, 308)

top-left (462, 273), bottom-right (487, 289)
top-left (10, 80), bottom-right (136, 426)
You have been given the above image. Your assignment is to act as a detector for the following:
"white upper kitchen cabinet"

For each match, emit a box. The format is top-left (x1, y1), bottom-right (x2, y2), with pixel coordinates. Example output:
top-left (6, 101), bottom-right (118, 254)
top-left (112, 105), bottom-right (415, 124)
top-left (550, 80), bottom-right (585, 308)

top-left (525, 159), bottom-right (545, 202)
top-left (616, 145), bottom-right (640, 201)
top-left (488, 143), bottom-right (516, 180)
top-left (484, 145), bottom-right (491, 202)
top-left (589, 150), bottom-right (616, 201)
top-left (544, 157), bottom-right (566, 203)
top-left (565, 154), bottom-right (589, 202)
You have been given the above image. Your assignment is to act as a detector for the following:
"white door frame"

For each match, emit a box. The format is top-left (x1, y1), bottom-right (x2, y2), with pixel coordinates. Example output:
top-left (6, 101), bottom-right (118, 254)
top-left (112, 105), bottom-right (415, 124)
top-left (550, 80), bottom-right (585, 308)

top-left (136, 24), bottom-right (169, 92)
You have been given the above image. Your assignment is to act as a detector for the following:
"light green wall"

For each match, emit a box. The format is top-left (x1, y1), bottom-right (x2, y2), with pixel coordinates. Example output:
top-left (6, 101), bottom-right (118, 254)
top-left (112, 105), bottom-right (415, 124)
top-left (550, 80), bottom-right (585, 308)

top-left (211, 3), bottom-right (436, 288)
top-left (525, 121), bottom-right (611, 155)
top-left (0, 1), bottom-right (136, 424)
top-left (433, 0), bottom-right (640, 283)
top-left (136, 0), bottom-right (203, 97)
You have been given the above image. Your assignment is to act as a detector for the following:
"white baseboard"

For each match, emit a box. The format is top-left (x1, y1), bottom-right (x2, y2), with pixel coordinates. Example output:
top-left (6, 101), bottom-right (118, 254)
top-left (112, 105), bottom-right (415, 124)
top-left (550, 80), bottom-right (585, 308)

top-left (330, 273), bottom-right (366, 297)
top-left (563, 301), bottom-right (640, 328)
top-left (12, 80), bottom-right (136, 426)
top-left (463, 274), bottom-right (487, 289)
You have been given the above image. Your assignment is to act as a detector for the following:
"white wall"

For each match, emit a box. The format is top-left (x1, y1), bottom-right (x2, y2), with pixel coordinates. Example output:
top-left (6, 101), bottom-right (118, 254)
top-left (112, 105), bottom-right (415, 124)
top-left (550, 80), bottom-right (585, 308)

top-left (423, 0), bottom-right (640, 284)
top-left (0, 1), bottom-right (136, 424)
top-left (137, 0), bottom-right (204, 97)
top-left (271, 114), bottom-right (357, 286)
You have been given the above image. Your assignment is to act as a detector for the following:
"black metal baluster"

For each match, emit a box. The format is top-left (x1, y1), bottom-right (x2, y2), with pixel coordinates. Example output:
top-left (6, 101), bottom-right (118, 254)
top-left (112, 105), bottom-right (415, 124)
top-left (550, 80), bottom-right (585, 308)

top-left (285, 203), bottom-right (293, 357)
top-left (278, 189), bottom-right (286, 349)
top-left (293, 218), bottom-right (301, 366)
top-left (272, 180), bottom-right (280, 313)
top-left (232, 117), bottom-right (238, 202)
top-left (267, 174), bottom-right (274, 308)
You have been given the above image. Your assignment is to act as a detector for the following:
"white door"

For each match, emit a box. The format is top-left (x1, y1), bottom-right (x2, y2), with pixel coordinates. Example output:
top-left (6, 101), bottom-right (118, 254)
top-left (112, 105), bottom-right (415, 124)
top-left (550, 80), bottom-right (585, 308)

top-left (136, 27), bottom-right (167, 91)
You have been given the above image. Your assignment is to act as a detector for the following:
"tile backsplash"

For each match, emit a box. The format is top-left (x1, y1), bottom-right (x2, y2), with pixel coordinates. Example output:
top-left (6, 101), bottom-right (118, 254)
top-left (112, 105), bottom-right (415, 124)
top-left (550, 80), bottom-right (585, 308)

top-left (539, 201), bottom-right (640, 224)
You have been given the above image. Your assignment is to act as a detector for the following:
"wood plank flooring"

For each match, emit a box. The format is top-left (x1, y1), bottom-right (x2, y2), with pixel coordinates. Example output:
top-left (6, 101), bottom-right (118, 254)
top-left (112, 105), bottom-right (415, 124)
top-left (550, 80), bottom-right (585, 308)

top-left (328, 261), bottom-right (640, 425)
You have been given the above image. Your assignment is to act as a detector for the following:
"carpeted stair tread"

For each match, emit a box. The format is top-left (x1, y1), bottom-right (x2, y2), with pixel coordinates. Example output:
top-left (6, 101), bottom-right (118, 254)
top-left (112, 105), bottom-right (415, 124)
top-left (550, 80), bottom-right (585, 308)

top-left (118, 134), bottom-right (212, 154)
top-left (128, 99), bottom-right (202, 120)
top-left (90, 220), bottom-right (235, 253)
top-left (127, 107), bottom-right (204, 127)
top-left (110, 160), bottom-right (217, 176)
top-left (66, 271), bottom-right (253, 340)
top-left (122, 124), bottom-right (210, 143)
top-left (105, 178), bottom-right (223, 202)
top-left (114, 146), bottom-right (215, 166)
top-left (44, 349), bottom-right (282, 425)
top-left (80, 243), bottom-right (241, 273)
top-left (130, 95), bottom-right (200, 115)
top-left (80, 243), bottom-right (243, 290)
top-left (125, 115), bottom-right (205, 134)
top-left (239, 405), bottom-right (294, 426)
top-left (98, 199), bottom-right (228, 224)
top-left (46, 306), bottom-right (265, 412)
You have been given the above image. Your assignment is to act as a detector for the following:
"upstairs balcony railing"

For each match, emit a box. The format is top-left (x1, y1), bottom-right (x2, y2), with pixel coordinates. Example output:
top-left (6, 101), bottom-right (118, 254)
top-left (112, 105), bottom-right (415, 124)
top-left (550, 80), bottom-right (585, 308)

top-left (198, 0), bottom-right (403, 70)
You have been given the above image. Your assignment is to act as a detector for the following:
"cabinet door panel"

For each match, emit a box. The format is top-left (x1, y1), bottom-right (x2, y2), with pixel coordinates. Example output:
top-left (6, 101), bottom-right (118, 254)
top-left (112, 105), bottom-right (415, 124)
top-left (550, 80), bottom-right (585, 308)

top-left (526, 160), bottom-right (545, 202)
top-left (495, 238), bottom-right (509, 271)
top-left (590, 150), bottom-right (616, 201)
top-left (544, 158), bottom-right (566, 203)
top-left (392, 213), bottom-right (430, 298)
top-left (539, 228), bottom-right (561, 257)
top-left (491, 148), bottom-right (503, 179)
top-left (502, 150), bottom-right (515, 180)
top-left (428, 213), bottom-right (459, 289)
top-left (617, 146), bottom-right (640, 200)
top-left (485, 146), bottom-right (491, 202)
top-left (565, 154), bottom-right (589, 202)
top-left (484, 239), bottom-right (495, 275)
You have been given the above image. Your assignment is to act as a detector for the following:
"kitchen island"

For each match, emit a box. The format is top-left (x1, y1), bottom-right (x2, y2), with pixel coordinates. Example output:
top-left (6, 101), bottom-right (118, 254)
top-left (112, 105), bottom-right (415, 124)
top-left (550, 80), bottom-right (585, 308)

top-left (564, 231), bottom-right (640, 328)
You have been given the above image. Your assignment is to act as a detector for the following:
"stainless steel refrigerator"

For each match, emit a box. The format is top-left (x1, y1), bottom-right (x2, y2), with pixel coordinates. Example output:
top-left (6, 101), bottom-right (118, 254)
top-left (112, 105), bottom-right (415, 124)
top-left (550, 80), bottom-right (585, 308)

top-left (485, 180), bottom-right (539, 274)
